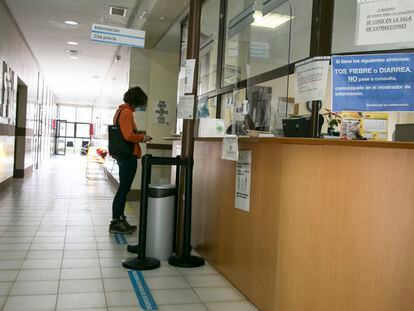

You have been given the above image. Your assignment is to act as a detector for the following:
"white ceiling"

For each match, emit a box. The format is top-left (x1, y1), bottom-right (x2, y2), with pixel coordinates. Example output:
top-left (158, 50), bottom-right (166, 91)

top-left (4, 0), bottom-right (145, 106)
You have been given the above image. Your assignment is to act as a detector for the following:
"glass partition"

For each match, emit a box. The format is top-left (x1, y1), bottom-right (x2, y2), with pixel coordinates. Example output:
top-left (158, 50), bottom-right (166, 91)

top-left (222, 0), bottom-right (312, 87)
top-left (246, 75), bottom-right (294, 136)
top-left (220, 88), bottom-right (247, 135)
top-left (198, 0), bottom-right (220, 95)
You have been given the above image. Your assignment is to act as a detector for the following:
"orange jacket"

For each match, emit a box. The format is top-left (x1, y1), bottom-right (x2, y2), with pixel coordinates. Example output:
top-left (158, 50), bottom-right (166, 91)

top-left (113, 104), bottom-right (145, 158)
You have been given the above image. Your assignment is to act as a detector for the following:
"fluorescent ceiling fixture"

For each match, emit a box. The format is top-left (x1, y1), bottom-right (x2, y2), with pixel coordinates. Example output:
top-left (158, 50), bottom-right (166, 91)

top-left (67, 41), bottom-right (78, 45)
top-left (64, 20), bottom-right (78, 26)
top-left (251, 11), bottom-right (292, 29)
top-left (139, 10), bottom-right (149, 19)
top-left (66, 49), bottom-right (79, 55)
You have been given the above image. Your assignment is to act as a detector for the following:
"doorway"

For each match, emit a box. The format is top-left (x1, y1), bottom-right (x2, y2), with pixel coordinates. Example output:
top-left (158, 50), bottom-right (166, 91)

top-left (13, 78), bottom-right (29, 178)
top-left (54, 120), bottom-right (92, 156)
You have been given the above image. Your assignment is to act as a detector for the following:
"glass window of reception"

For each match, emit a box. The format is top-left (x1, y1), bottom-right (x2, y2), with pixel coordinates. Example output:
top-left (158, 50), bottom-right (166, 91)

top-left (198, 0), bottom-right (220, 95)
top-left (221, 0), bottom-right (312, 87)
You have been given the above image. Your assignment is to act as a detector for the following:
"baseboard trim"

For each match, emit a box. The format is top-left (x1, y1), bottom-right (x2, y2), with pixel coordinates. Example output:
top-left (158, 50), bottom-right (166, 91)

top-left (14, 165), bottom-right (33, 178)
top-left (0, 176), bottom-right (13, 193)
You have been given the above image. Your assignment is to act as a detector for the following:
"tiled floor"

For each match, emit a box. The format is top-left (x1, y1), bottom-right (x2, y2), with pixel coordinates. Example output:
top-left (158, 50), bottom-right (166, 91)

top-left (0, 156), bottom-right (259, 311)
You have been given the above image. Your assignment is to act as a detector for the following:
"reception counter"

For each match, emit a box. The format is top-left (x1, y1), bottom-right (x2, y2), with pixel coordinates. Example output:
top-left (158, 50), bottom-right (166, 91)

top-left (192, 137), bottom-right (414, 311)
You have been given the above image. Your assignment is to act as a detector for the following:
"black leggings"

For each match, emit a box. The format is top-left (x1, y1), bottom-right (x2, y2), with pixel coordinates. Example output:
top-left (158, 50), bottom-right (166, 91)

top-left (112, 157), bottom-right (137, 219)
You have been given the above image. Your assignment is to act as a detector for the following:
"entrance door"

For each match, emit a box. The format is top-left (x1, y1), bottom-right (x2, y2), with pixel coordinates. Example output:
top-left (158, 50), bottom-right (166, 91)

top-left (54, 120), bottom-right (67, 155)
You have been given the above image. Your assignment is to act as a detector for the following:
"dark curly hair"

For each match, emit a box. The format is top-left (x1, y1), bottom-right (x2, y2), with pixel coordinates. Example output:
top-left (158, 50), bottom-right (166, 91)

top-left (123, 86), bottom-right (147, 108)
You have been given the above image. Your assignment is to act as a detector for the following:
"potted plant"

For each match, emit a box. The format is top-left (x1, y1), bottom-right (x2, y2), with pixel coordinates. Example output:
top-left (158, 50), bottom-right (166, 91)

top-left (324, 109), bottom-right (341, 136)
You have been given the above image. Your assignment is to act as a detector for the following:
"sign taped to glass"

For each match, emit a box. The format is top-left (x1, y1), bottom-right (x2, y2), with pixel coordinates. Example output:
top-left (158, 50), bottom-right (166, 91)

top-left (332, 53), bottom-right (414, 112)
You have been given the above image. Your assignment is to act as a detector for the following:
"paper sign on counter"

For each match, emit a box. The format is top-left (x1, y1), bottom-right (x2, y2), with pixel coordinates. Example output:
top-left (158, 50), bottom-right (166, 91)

top-left (235, 150), bottom-right (252, 212)
top-left (221, 135), bottom-right (238, 161)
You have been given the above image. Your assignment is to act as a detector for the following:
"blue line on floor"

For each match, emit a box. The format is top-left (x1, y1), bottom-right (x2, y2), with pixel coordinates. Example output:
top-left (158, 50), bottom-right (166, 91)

top-left (115, 233), bottom-right (127, 244)
top-left (128, 270), bottom-right (158, 310)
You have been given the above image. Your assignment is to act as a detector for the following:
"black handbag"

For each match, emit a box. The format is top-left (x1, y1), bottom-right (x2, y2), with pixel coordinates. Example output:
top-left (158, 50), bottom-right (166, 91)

top-left (108, 109), bottom-right (134, 158)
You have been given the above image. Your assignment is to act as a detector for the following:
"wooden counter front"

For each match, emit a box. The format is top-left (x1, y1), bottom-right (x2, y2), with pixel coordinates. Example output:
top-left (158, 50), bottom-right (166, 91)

top-left (192, 139), bottom-right (414, 311)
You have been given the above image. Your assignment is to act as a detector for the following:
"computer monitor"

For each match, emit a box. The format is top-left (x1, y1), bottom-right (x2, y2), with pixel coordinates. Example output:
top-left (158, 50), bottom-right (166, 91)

top-left (394, 124), bottom-right (414, 142)
top-left (282, 115), bottom-right (324, 138)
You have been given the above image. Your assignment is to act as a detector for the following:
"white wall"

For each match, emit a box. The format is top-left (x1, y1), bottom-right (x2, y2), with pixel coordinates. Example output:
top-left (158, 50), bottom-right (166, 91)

top-left (96, 46), bottom-right (180, 190)
top-left (0, 0), bottom-right (56, 182)
top-left (129, 48), bottom-right (179, 189)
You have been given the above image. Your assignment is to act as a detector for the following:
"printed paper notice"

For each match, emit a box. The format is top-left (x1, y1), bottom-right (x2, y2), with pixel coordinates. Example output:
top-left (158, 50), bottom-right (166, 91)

top-left (185, 59), bottom-right (196, 94)
top-left (153, 100), bottom-right (170, 125)
top-left (235, 150), bottom-right (252, 212)
top-left (221, 135), bottom-right (238, 161)
top-left (295, 57), bottom-right (330, 103)
top-left (356, 0), bottom-right (414, 46)
top-left (177, 95), bottom-right (194, 120)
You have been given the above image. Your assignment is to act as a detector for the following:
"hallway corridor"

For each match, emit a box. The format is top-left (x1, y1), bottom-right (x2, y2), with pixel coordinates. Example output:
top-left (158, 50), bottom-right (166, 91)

top-left (0, 157), bottom-right (258, 311)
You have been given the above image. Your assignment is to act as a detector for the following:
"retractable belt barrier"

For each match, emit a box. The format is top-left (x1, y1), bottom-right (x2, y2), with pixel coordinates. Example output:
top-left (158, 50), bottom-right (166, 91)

top-left (122, 154), bottom-right (205, 270)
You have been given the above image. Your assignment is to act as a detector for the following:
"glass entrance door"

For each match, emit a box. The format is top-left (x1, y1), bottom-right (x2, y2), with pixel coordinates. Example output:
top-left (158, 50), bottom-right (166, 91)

top-left (55, 120), bottom-right (67, 155)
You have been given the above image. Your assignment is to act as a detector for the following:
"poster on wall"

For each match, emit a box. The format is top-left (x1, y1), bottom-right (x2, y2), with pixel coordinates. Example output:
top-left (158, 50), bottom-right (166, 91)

top-left (332, 53), bottom-right (414, 112)
top-left (235, 150), bottom-right (252, 213)
top-left (295, 57), bottom-right (330, 103)
top-left (153, 100), bottom-right (170, 125)
top-left (1, 62), bottom-right (16, 124)
top-left (356, 0), bottom-right (414, 46)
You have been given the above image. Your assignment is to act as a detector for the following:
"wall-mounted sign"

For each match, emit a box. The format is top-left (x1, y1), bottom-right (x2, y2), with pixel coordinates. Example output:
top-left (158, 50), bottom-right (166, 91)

top-left (153, 100), bottom-right (170, 126)
top-left (235, 150), bottom-right (252, 213)
top-left (1, 61), bottom-right (17, 125)
top-left (295, 57), bottom-right (330, 103)
top-left (356, 0), bottom-right (414, 46)
top-left (91, 24), bottom-right (145, 48)
top-left (332, 53), bottom-right (414, 112)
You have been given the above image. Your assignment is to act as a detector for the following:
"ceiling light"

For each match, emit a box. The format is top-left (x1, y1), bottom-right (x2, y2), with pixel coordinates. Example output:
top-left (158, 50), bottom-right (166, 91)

top-left (66, 49), bottom-right (79, 55)
top-left (67, 41), bottom-right (78, 46)
top-left (64, 20), bottom-right (78, 26)
top-left (139, 11), bottom-right (149, 20)
top-left (68, 56), bottom-right (78, 59)
top-left (251, 11), bottom-right (292, 29)
top-left (159, 16), bottom-right (166, 21)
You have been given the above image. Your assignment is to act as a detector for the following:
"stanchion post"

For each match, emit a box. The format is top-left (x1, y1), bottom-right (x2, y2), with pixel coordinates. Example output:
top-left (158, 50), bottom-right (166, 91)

top-left (172, 156), bottom-right (181, 253)
top-left (122, 154), bottom-right (160, 270)
top-left (168, 158), bottom-right (205, 268)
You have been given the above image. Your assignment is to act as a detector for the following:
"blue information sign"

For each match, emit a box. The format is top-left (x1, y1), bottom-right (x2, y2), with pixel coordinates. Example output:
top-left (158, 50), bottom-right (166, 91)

top-left (332, 53), bottom-right (414, 112)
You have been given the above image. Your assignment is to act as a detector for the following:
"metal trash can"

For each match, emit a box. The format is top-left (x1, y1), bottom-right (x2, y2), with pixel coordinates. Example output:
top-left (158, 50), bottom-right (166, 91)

top-left (146, 184), bottom-right (176, 261)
